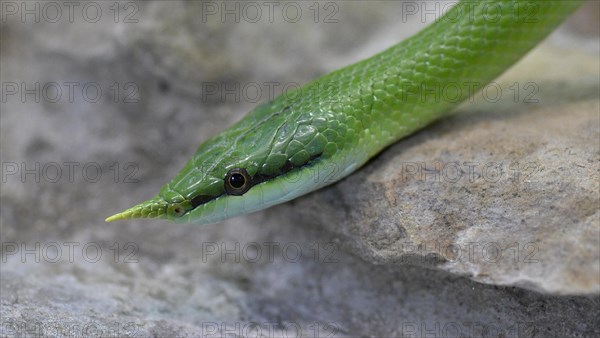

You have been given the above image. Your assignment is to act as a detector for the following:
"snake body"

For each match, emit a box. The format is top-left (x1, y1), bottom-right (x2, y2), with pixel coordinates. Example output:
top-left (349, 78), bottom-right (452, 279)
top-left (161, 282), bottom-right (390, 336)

top-left (107, 0), bottom-right (582, 225)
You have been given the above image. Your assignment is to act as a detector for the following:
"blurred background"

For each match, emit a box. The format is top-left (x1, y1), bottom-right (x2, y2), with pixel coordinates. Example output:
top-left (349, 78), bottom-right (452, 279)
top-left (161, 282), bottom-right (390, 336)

top-left (1, 1), bottom-right (599, 336)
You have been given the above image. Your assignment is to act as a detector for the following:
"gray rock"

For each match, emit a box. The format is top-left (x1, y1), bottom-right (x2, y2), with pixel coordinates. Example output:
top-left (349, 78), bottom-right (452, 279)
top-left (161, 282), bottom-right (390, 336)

top-left (1, 1), bottom-right (598, 337)
top-left (291, 44), bottom-right (600, 295)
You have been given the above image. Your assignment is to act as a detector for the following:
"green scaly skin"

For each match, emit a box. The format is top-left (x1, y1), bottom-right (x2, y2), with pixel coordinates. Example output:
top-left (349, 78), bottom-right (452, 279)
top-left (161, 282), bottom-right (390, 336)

top-left (106, 0), bottom-right (583, 225)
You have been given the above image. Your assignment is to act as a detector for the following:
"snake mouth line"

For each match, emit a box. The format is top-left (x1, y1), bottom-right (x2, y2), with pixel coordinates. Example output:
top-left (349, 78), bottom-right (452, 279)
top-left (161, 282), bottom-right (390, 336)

top-left (106, 153), bottom-right (324, 222)
top-left (188, 153), bottom-right (323, 210)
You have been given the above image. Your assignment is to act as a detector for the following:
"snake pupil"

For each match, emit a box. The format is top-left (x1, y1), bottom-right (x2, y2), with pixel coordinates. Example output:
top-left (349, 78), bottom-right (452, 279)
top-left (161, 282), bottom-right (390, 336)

top-left (224, 168), bottom-right (251, 195)
top-left (229, 173), bottom-right (245, 188)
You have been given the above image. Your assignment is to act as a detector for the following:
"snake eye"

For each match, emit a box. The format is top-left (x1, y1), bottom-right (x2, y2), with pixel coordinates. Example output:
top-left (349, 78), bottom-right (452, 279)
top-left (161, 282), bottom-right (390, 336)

top-left (224, 168), bottom-right (251, 195)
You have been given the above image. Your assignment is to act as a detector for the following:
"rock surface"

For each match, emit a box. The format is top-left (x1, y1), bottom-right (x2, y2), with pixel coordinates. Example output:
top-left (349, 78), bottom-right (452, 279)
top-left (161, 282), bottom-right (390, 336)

top-left (292, 44), bottom-right (600, 295)
top-left (1, 1), bottom-right (598, 337)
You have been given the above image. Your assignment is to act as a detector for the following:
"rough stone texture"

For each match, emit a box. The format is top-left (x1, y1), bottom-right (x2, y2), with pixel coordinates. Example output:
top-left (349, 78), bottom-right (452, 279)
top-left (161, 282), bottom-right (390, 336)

top-left (292, 44), bottom-right (600, 296)
top-left (1, 1), bottom-right (598, 337)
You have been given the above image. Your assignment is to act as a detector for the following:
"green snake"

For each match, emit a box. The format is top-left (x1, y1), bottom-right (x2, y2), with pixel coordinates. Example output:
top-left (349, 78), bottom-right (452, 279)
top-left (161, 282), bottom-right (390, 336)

top-left (106, 0), bottom-right (582, 225)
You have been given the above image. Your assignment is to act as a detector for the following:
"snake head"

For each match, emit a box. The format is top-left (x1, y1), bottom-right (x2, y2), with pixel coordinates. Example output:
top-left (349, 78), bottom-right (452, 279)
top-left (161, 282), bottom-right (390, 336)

top-left (105, 93), bottom-right (358, 225)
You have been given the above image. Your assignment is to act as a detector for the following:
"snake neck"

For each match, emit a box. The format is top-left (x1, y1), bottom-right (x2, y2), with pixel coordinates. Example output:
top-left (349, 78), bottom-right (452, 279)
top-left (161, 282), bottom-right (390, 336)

top-left (302, 0), bottom-right (582, 158)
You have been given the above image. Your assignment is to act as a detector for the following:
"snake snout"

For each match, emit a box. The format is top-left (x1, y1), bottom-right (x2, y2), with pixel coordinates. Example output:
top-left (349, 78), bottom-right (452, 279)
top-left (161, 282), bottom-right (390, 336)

top-left (105, 196), bottom-right (168, 222)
